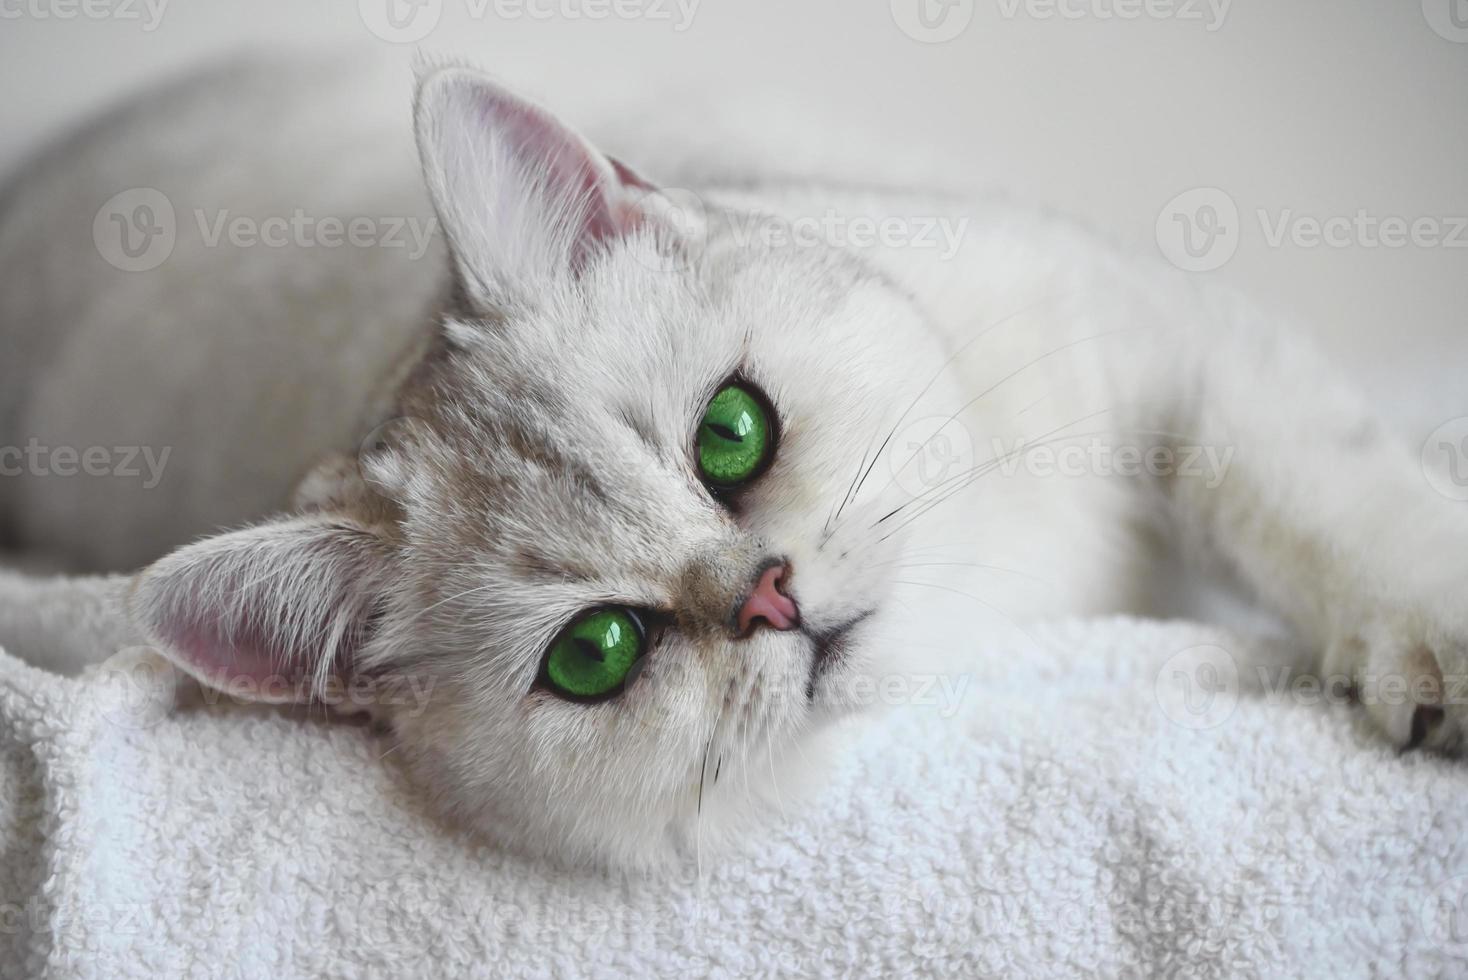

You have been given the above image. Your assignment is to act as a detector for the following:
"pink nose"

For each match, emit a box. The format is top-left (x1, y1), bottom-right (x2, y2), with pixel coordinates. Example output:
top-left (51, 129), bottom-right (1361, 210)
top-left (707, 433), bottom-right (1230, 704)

top-left (737, 564), bottom-right (800, 635)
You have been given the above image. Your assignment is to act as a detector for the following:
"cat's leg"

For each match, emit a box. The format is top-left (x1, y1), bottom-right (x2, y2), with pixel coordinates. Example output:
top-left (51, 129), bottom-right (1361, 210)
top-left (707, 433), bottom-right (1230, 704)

top-left (847, 197), bottom-right (1461, 747)
top-left (1115, 288), bottom-right (1468, 752)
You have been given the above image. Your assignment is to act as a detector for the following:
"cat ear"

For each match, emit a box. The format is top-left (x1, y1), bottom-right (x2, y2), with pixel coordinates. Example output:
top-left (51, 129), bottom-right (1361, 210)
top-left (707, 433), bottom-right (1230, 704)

top-left (413, 66), bottom-right (663, 306)
top-left (130, 516), bottom-right (394, 704)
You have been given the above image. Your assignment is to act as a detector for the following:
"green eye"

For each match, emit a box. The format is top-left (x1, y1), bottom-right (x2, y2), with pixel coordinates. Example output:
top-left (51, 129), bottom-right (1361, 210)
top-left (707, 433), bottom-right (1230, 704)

top-left (544, 609), bottom-right (645, 700)
top-left (697, 383), bottom-right (775, 487)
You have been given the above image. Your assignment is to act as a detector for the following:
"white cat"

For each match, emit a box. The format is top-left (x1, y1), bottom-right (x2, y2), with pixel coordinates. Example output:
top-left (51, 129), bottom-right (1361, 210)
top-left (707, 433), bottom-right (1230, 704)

top-left (1, 56), bottom-right (1464, 868)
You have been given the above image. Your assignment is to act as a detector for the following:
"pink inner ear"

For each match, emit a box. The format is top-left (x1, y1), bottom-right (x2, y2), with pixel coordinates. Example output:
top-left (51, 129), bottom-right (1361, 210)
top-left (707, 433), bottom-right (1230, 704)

top-left (477, 94), bottom-right (647, 259)
top-left (163, 593), bottom-right (365, 705)
top-left (137, 520), bottom-right (385, 706)
top-left (170, 620), bottom-right (309, 703)
top-left (608, 156), bottom-right (655, 192)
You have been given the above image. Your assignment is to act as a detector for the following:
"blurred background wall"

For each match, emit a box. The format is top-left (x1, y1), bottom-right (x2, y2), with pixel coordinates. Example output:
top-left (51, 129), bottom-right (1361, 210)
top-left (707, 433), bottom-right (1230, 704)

top-left (2, 0), bottom-right (1465, 448)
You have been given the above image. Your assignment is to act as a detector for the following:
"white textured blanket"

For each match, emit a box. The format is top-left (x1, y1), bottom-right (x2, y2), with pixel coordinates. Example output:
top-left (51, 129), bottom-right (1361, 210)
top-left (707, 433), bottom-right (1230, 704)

top-left (2, 591), bottom-right (1467, 978)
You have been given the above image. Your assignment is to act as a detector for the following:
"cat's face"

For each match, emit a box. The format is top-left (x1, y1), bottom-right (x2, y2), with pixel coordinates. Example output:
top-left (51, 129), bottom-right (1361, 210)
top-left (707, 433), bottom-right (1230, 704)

top-left (132, 68), bottom-right (964, 868)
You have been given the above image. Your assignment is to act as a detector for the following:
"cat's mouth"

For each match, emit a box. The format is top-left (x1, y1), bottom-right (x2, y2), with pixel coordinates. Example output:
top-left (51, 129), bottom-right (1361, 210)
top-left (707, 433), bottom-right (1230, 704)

top-left (802, 610), bottom-right (874, 702)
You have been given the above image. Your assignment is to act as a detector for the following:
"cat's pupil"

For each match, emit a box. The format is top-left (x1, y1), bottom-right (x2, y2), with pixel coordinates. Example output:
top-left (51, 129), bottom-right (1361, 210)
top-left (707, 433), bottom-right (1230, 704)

top-left (575, 638), bottom-right (605, 663)
top-left (708, 423), bottom-right (741, 442)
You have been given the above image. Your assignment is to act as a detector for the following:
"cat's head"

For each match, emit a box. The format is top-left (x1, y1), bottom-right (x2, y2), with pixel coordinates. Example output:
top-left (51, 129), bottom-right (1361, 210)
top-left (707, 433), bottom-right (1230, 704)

top-left (131, 67), bottom-right (967, 868)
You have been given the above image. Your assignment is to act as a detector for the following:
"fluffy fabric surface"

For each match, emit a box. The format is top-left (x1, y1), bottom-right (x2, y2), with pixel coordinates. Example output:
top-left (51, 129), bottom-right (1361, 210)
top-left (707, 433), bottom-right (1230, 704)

top-left (3, 614), bottom-right (1467, 979)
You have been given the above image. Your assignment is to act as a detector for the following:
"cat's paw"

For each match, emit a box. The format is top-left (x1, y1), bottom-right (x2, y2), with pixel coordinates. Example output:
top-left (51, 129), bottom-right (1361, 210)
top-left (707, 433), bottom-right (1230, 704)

top-left (1327, 602), bottom-right (1468, 754)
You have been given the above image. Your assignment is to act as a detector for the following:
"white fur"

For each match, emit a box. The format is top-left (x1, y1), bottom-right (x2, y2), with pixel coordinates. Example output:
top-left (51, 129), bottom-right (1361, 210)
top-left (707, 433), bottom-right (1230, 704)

top-left (3, 56), bottom-right (1465, 868)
